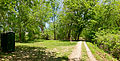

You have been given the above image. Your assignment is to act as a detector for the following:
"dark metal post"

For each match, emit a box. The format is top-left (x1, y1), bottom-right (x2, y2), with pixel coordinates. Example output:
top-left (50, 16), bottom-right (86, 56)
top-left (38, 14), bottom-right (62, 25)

top-left (1, 32), bottom-right (15, 52)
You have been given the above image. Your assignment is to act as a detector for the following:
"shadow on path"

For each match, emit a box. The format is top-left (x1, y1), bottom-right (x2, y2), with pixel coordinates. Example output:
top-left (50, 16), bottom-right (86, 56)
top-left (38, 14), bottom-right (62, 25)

top-left (0, 46), bottom-right (68, 61)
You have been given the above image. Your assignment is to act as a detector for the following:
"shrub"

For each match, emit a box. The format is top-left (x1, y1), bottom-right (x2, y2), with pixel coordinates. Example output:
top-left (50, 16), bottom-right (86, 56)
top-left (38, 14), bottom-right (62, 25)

top-left (94, 30), bottom-right (120, 60)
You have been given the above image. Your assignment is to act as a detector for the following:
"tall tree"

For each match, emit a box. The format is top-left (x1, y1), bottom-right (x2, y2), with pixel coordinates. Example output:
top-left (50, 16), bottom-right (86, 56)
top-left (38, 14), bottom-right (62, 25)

top-left (50, 0), bottom-right (59, 40)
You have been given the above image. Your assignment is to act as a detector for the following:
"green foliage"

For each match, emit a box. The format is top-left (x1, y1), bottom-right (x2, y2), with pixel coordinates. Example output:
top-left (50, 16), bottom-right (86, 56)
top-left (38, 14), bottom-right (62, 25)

top-left (93, 30), bottom-right (120, 60)
top-left (86, 42), bottom-right (118, 61)
top-left (0, 0), bottom-right (52, 42)
top-left (55, 0), bottom-right (97, 40)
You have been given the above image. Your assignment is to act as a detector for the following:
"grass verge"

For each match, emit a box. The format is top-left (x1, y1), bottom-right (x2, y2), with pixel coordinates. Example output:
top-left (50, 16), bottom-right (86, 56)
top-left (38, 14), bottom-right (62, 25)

top-left (86, 42), bottom-right (118, 61)
top-left (80, 42), bottom-right (89, 61)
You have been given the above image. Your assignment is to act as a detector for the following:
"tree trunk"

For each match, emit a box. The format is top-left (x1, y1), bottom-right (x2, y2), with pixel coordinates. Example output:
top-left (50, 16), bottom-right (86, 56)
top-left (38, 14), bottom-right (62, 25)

top-left (19, 26), bottom-right (25, 42)
top-left (77, 27), bottom-right (83, 40)
top-left (28, 31), bottom-right (33, 41)
top-left (19, 31), bottom-right (21, 42)
top-left (40, 25), bottom-right (44, 33)
top-left (53, 14), bottom-right (56, 40)
top-left (74, 34), bottom-right (77, 41)
top-left (77, 32), bottom-right (80, 40)
top-left (68, 29), bottom-right (71, 41)
top-left (54, 22), bottom-right (56, 40)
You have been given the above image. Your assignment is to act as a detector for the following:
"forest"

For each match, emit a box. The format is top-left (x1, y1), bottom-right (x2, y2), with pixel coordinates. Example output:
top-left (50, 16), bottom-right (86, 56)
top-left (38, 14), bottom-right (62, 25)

top-left (0, 0), bottom-right (120, 61)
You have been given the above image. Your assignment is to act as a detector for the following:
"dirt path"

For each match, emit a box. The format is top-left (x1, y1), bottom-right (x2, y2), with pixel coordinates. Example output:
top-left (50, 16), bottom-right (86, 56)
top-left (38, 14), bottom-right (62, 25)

top-left (69, 41), bottom-right (82, 61)
top-left (84, 41), bottom-right (97, 61)
top-left (69, 41), bottom-right (97, 61)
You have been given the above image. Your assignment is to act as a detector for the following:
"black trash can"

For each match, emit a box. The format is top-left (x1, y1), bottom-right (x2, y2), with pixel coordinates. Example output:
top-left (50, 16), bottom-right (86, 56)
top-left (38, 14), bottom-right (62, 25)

top-left (1, 32), bottom-right (15, 52)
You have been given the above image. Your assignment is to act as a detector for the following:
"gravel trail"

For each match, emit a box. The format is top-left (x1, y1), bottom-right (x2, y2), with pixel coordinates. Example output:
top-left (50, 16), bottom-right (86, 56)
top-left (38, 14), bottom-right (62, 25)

top-left (69, 41), bottom-right (82, 61)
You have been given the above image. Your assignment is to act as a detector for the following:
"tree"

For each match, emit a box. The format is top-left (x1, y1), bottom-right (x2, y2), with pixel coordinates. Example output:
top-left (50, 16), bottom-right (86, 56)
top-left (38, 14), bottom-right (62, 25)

top-left (50, 0), bottom-right (60, 40)
top-left (0, 0), bottom-right (52, 42)
top-left (56, 0), bottom-right (97, 40)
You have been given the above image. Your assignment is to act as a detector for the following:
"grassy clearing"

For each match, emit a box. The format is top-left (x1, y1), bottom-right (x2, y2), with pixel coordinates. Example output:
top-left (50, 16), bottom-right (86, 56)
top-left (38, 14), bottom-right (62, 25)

top-left (0, 40), bottom-right (77, 61)
top-left (80, 42), bottom-right (89, 61)
top-left (16, 40), bottom-right (77, 57)
top-left (86, 42), bottom-right (118, 61)
top-left (16, 40), bottom-right (76, 57)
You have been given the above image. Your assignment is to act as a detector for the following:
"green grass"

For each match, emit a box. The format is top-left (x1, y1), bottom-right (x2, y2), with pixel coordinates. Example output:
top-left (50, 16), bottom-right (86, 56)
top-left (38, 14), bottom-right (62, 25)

top-left (86, 42), bottom-right (118, 61)
top-left (80, 42), bottom-right (89, 61)
top-left (16, 40), bottom-right (77, 57)
top-left (0, 40), bottom-right (77, 61)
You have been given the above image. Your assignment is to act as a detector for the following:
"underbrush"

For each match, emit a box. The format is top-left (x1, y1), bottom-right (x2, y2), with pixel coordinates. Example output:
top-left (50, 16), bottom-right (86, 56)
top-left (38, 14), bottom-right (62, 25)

top-left (94, 29), bottom-right (120, 60)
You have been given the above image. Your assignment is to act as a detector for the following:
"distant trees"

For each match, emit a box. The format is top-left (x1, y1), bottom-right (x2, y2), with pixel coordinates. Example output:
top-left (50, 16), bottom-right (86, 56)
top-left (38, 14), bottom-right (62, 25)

top-left (55, 0), bottom-right (97, 40)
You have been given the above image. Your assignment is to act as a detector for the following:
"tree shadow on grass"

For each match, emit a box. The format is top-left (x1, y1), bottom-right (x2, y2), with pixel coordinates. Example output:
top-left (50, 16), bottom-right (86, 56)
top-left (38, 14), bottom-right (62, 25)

top-left (0, 46), bottom-right (68, 61)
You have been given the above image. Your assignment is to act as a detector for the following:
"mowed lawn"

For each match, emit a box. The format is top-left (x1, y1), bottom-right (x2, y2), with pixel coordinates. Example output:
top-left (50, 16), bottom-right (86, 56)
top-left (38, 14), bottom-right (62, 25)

top-left (0, 40), bottom-right (77, 61)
